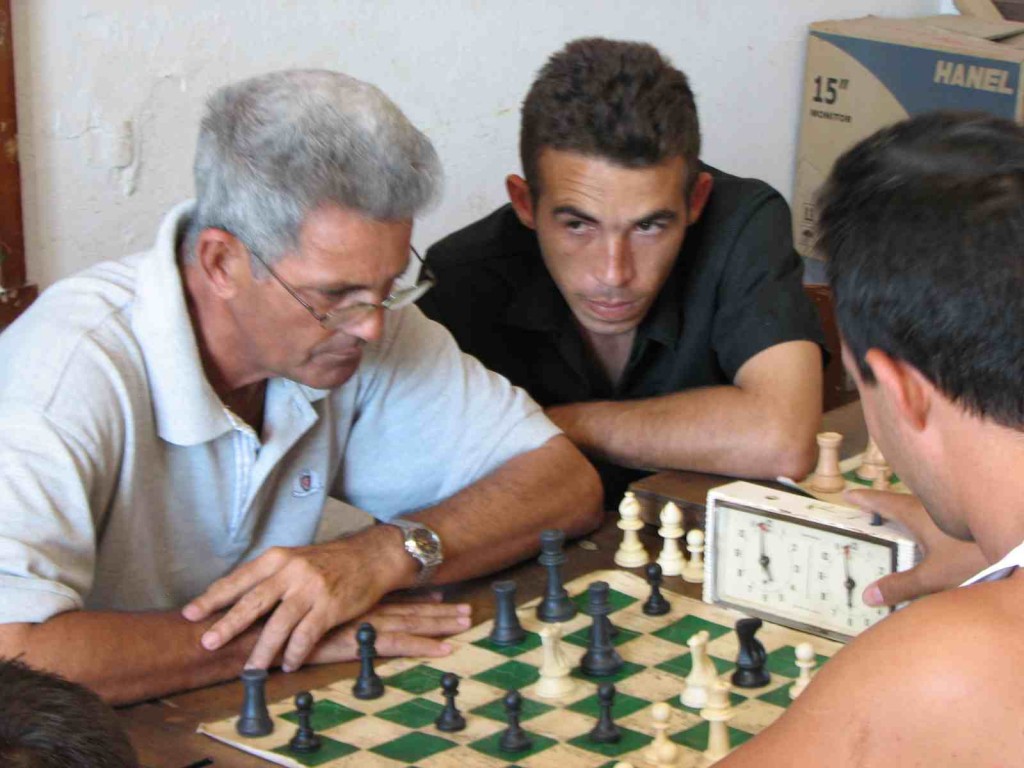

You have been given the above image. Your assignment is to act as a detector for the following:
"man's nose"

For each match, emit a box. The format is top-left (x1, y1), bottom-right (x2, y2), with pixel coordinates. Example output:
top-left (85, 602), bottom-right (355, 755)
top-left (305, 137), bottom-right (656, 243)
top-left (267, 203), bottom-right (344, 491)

top-left (598, 236), bottom-right (635, 287)
top-left (344, 306), bottom-right (385, 344)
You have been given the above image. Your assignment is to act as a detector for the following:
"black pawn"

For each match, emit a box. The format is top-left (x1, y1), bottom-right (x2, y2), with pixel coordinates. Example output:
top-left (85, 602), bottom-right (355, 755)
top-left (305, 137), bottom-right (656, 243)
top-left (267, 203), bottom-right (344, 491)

top-left (588, 682), bottom-right (622, 743)
top-left (536, 529), bottom-right (576, 623)
top-left (352, 622), bottom-right (385, 699)
top-left (579, 581), bottom-right (624, 677)
top-left (489, 580), bottom-right (526, 646)
top-left (498, 689), bottom-right (532, 753)
top-left (731, 617), bottom-right (771, 688)
top-left (435, 673), bottom-right (466, 732)
top-left (288, 691), bottom-right (321, 754)
top-left (236, 668), bottom-right (274, 737)
top-left (642, 563), bottom-right (671, 616)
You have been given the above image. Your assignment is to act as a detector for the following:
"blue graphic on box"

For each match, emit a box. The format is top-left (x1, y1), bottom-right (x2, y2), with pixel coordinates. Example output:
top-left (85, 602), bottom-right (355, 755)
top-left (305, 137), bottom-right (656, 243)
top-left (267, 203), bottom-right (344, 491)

top-left (814, 31), bottom-right (1019, 119)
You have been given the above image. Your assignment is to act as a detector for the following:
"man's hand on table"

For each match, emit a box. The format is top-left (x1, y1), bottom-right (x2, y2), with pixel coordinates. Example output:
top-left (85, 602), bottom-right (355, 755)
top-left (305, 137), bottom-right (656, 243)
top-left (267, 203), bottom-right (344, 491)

top-left (845, 489), bottom-right (989, 606)
top-left (182, 526), bottom-right (469, 671)
top-left (306, 601), bottom-right (471, 665)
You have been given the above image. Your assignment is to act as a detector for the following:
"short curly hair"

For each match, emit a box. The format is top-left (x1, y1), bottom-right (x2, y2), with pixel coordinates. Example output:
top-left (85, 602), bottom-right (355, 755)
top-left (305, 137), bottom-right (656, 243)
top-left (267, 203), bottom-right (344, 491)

top-left (0, 659), bottom-right (137, 767)
top-left (520, 38), bottom-right (701, 195)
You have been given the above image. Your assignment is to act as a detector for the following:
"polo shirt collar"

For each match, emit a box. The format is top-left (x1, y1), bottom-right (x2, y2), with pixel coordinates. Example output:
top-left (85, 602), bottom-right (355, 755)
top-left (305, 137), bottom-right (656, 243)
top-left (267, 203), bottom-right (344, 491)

top-left (131, 201), bottom-right (234, 446)
top-left (131, 203), bottom-right (332, 447)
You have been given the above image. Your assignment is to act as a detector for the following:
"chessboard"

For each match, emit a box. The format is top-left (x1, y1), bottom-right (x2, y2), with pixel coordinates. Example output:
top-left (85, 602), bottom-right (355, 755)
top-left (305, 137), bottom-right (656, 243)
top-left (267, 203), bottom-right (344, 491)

top-left (199, 569), bottom-right (843, 767)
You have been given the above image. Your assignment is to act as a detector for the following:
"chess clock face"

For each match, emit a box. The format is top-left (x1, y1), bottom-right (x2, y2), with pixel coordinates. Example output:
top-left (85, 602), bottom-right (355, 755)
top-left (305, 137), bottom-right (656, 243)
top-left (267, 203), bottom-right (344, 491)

top-left (704, 482), bottom-right (916, 642)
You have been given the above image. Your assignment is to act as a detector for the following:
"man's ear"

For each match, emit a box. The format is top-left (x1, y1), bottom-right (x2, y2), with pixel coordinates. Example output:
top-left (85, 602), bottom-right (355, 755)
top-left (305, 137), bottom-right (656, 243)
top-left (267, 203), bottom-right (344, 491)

top-left (864, 348), bottom-right (933, 432)
top-left (193, 229), bottom-right (251, 299)
top-left (685, 171), bottom-right (714, 225)
top-left (506, 174), bottom-right (537, 230)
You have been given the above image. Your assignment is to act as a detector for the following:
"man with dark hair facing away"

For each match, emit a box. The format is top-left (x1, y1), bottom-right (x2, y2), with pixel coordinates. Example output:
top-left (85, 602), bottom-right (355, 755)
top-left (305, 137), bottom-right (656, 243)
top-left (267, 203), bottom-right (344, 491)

top-left (421, 38), bottom-right (826, 503)
top-left (716, 111), bottom-right (1024, 766)
top-left (0, 659), bottom-right (136, 767)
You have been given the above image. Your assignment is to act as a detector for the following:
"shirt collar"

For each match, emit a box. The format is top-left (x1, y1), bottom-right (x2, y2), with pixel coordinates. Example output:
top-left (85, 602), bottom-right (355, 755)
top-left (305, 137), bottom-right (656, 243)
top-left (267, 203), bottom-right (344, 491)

top-left (131, 202), bottom-right (328, 446)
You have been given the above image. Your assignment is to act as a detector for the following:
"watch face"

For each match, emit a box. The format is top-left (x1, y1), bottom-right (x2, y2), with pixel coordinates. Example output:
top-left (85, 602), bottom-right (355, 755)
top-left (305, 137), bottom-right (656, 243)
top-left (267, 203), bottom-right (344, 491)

top-left (409, 528), bottom-right (440, 556)
top-left (714, 501), bottom-right (894, 638)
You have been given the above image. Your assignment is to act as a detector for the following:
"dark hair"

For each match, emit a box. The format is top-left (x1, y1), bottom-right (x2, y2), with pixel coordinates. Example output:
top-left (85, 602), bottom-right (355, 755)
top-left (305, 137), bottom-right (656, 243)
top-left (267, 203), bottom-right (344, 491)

top-left (819, 111), bottom-right (1024, 428)
top-left (0, 659), bottom-right (137, 767)
top-left (520, 38), bottom-right (701, 195)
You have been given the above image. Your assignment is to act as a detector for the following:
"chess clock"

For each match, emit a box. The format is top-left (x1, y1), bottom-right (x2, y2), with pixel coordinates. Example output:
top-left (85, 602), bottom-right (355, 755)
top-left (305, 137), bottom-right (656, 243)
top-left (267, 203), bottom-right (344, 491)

top-left (703, 481), bottom-right (920, 642)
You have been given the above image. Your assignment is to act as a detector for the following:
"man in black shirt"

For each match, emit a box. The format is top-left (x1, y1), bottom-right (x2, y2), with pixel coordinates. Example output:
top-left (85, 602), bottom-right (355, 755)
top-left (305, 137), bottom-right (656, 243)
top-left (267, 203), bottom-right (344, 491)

top-left (421, 38), bottom-right (825, 503)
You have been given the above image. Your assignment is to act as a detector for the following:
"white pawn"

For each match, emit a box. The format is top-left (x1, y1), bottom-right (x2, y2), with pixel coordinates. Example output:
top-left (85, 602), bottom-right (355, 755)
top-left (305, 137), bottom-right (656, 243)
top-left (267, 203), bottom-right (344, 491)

top-left (614, 491), bottom-right (649, 568)
top-left (657, 501), bottom-right (685, 577)
top-left (680, 630), bottom-right (716, 708)
top-left (644, 701), bottom-right (674, 763)
top-left (535, 625), bottom-right (575, 699)
top-left (872, 463), bottom-right (892, 492)
top-left (809, 432), bottom-right (846, 493)
top-left (701, 678), bottom-right (735, 761)
top-left (681, 528), bottom-right (705, 583)
top-left (789, 642), bottom-right (816, 700)
top-left (653, 737), bottom-right (681, 768)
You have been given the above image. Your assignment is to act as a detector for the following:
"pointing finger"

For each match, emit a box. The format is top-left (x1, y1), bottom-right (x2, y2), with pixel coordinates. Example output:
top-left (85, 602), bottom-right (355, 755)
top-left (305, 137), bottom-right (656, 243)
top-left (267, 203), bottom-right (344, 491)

top-left (246, 596), bottom-right (312, 671)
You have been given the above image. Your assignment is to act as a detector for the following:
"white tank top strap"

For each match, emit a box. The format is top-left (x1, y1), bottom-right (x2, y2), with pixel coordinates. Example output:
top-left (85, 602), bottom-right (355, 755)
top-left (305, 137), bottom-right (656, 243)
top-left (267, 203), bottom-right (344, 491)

top-left (961, 540), bottom-right (1024, 587)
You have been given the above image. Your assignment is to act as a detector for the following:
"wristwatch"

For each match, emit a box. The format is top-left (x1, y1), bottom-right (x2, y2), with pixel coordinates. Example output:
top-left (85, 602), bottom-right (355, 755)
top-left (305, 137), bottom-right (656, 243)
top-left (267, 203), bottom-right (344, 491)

top-left (388, 517), bottom-right (444, 586)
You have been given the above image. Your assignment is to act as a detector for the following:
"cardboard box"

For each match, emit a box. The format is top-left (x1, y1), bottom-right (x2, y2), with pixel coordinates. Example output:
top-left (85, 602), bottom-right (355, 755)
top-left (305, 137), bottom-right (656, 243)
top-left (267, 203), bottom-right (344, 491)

top-left (794, 15), bottom-right (1024, 260)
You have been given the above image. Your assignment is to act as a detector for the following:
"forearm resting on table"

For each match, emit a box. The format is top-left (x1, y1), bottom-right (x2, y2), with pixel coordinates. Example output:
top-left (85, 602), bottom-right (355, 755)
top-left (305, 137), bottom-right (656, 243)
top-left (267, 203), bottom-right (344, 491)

top-left (0, 608), bottom-right (255, 705)
top-left (546, 342), bottom-right (823, 480)
top-left (409, 434), bottom-right (603, 588)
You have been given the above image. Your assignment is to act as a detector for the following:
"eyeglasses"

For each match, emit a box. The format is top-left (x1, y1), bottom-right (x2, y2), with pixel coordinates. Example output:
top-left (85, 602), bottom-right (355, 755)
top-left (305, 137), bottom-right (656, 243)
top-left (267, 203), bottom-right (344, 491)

top-left (248, 244), bottom-right (436, 332)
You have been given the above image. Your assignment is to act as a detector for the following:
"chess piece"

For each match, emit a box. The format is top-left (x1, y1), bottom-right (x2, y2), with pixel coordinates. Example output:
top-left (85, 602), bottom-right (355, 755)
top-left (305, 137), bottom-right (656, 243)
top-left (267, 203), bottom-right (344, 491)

top-left (645, 701), bottom-right (674, 763)
top-left (579, 581), bottom-right (624, 677)
top-left (588, 682), bottom-right (622, 743)
top-left (680, 630), bottom-right (715, 708)
top-left (614, 491), bottom-right (649, 568)
top-left (700, 679), bottom-right (735, 761)
top-left (789, 642), bottom-right (816, 700)
top-left (352, 622), bottom-right (385, 699)
top-left (236, 668), bottom-right (274, 737)
top-left (642, 562), bottom-right (671, 616)
top-left (435, 672), bottom-right (467, 732)
top-left (872, 463), bottom-right (892, 492)
top-left (536, 529), bottom-right (576, 623)
top-left (288, 692), bottom-right (321, 754)
top-left (653, 737), bottom-right (681, 768)
top-left (731, 617), bottom-right (770, 688)
top-left (489, 580), bottom-right (526, 646)
top-left (681, 528), bottom-right (705, 583)
top-left (656, 502), bottom-right (685, 577)
top-left (809, 432), bottom-right (845, 493)
top-left (498, 689), bottom-right (532, 753)
top-left (856, 436), bottom-right (887, 481)
top-left (536, 624), bottom-right (575, 699)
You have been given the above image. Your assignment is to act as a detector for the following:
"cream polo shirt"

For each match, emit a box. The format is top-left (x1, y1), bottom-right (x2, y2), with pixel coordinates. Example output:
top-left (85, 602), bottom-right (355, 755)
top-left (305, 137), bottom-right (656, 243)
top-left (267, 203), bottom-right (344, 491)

top-left (0, 202), bottom-right (560, 623)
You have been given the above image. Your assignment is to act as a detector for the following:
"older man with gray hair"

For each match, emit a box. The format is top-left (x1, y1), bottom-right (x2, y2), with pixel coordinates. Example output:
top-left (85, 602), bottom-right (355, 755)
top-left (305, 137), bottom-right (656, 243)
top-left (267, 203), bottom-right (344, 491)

top-left (0, 69), bottom-right (601, 704)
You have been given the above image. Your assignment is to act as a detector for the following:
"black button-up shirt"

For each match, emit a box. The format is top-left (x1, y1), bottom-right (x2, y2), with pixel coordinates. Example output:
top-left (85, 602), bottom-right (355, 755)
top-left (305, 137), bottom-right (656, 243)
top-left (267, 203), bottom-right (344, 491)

top-left (421, 165), bottom-right (826, 502)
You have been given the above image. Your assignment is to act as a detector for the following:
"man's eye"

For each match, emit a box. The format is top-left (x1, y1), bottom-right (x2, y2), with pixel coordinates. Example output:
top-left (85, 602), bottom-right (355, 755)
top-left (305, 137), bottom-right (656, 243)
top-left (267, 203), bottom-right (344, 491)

top-left (636, 221), bottom-right (664, 233)
top-left (565, 220), bottom-right (588, 232)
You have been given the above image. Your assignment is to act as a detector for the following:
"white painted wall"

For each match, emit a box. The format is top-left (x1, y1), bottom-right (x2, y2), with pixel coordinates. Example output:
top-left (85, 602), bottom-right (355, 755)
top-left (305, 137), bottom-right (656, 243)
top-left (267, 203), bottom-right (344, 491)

top-left (12, 0), bottom-right (941, 288)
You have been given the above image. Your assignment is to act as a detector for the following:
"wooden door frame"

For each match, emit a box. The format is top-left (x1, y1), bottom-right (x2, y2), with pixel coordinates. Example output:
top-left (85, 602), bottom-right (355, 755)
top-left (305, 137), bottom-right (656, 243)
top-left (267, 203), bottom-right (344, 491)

top-left (0, 0), bottom-right (34, 328)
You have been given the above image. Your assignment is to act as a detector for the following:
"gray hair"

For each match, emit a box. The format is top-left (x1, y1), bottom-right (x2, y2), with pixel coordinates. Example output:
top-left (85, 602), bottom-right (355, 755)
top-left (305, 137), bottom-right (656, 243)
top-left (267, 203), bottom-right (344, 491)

top-left (185, 69), bottom-right (441, 265)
